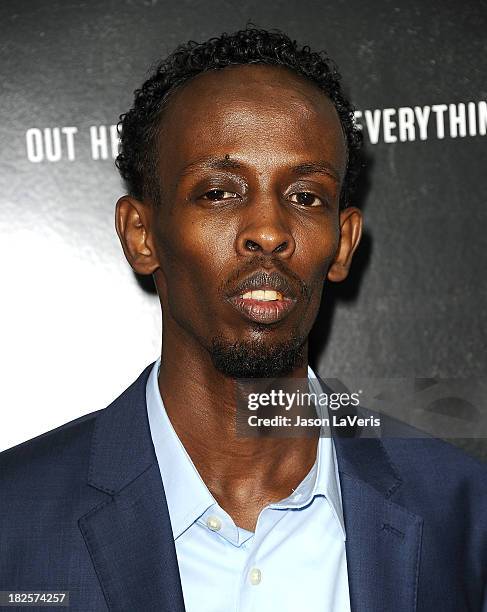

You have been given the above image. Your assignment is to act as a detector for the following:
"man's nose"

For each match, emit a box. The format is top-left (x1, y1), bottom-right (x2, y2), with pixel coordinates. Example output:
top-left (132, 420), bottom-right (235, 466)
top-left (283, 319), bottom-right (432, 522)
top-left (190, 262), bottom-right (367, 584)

top-left (235, 198), bottom-right (296, 259)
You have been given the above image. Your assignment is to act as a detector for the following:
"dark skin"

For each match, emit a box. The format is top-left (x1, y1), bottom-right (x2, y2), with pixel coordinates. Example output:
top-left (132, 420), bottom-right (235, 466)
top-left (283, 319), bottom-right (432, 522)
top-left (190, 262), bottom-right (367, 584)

top-left (115, 64), bottom-right (362, 531)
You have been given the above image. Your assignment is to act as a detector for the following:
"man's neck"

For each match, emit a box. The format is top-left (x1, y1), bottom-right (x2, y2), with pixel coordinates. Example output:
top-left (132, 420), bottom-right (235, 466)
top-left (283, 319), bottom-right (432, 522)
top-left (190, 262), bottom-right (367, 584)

top-left (157, 330), bottom-right (319, 531)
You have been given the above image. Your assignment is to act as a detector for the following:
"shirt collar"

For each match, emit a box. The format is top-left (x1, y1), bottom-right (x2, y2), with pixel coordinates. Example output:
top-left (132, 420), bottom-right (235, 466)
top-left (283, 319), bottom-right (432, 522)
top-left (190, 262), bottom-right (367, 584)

top-left (269, 368), bottom-right (346, 538)
top-left (146, 358), bottom-right (346, 541)
top-left (146, 359), bottom-right (215, 540)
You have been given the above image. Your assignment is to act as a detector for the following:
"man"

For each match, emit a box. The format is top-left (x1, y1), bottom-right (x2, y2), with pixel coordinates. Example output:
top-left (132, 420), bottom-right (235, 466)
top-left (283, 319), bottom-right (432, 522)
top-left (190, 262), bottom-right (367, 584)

top-left (0, 27), bottom-right (485, 612)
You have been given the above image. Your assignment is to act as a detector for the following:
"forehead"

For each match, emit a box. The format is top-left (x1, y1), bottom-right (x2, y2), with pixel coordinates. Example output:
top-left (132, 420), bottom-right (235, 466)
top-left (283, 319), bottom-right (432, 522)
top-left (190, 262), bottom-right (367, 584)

top-left (158, 64), bottom-right (347, 180)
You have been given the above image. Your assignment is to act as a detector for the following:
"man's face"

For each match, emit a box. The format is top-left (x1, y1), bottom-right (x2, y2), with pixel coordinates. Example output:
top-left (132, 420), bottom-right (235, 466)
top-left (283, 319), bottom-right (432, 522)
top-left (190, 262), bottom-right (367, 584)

top-left (123, 64), bottom-right (361, 377)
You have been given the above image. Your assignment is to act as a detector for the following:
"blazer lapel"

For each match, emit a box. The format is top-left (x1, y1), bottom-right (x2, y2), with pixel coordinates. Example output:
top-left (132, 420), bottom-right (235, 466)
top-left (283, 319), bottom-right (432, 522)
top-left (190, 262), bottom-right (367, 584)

top-left (333, 435), bottom-right (423, 612)
top-left (78, 364), bottom-right (185, 612)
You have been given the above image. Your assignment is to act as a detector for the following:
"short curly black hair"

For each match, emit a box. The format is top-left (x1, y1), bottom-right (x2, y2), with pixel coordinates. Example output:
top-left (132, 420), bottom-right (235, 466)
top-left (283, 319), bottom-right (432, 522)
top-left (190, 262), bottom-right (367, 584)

top-left (116, 26), bottom-right (362, 209)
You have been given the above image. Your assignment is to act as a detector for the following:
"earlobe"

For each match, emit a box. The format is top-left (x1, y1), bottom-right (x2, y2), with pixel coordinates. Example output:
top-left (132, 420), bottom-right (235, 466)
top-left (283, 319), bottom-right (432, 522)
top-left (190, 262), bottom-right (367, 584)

top-left (115, 196), bottom-right (160, 275)
top-left (327, 206), bottom-right (363, 282)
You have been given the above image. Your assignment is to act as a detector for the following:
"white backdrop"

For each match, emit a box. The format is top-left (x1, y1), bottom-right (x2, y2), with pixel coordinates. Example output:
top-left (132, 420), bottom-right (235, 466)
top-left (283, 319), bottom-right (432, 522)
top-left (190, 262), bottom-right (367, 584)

top-left (0, 187), bottom-right (162, 450)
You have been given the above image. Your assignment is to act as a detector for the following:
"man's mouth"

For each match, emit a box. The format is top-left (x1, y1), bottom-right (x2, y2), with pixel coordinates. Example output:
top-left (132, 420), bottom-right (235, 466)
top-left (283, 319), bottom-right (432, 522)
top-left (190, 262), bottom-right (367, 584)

top-left (240, 290), bottom-right (284, 301)
top-left (226, 272), bottom-right (298, 324)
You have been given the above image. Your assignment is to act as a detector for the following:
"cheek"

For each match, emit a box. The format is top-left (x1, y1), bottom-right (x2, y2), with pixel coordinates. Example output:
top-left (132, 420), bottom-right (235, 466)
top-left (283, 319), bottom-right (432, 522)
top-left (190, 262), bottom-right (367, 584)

top-left (295, 217), bottom-right (340, 284)
top-left (155, 212), bottom-right (232, 297)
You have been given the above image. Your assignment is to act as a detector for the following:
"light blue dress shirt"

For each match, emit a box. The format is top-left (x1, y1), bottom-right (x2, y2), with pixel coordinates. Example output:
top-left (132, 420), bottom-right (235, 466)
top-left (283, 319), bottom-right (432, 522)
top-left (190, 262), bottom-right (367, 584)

top-left (146, 359), bottom-right (351, 611)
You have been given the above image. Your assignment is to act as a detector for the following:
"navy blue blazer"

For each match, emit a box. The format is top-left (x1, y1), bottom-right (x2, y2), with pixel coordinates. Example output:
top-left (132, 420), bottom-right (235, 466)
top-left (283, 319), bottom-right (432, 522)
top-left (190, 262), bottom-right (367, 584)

top-left (1, 363), bottom-right (486, 611)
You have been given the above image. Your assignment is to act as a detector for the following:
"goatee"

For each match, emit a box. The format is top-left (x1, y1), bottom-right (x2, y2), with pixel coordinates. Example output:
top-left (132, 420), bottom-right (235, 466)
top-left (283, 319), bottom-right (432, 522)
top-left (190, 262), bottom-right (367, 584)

top-left (209, 334), bottom-right (306, 378)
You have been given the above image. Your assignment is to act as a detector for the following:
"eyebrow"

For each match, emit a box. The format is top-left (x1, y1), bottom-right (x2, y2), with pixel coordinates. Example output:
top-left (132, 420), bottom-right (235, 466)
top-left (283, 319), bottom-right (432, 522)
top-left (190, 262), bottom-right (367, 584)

top-left (178, 156), bottom-right (242, 179)
top-left (289, 161), bottom-right (341, 182)
top-left (178, 156), bottom-right (342, 182)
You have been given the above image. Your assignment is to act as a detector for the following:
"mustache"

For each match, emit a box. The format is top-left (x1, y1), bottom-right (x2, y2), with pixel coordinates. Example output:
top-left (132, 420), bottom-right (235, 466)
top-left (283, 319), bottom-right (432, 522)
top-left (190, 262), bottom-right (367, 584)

top-left (222, 257), bottom-right (310, 301)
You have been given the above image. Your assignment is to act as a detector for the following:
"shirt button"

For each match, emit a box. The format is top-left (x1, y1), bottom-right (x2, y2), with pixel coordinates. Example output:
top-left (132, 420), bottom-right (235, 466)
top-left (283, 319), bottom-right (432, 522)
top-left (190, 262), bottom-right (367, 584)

top-left (249, 567), bottom-right (262, 585)
top-left (206, 516), bottom-right (222, 531)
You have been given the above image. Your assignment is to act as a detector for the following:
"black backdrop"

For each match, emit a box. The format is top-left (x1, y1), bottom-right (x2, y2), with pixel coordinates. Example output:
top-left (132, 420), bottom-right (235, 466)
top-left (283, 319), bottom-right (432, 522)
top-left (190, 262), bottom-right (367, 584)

top-left (1, 0), bottom-right (485, 459)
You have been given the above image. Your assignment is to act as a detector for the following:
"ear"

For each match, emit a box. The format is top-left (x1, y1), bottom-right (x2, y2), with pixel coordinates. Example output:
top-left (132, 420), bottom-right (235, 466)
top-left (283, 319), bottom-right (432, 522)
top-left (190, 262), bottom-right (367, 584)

top-left (327, 206), bottom-right (363, 282)
top-left (115, 196), bottom-right (160, 275)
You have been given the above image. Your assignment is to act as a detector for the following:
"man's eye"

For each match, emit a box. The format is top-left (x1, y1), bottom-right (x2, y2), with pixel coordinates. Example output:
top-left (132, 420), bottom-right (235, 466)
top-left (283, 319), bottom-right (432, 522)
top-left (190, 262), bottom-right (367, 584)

top-left (201, 189), bottom-right (238, 201)
top-left (289, 192), bottom-right (323, 207)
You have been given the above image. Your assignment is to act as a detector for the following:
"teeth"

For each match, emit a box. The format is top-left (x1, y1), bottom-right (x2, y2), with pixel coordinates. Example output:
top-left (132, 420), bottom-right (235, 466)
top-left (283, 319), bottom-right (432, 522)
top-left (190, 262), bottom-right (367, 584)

top-left (241, 290), bottom-right (283, 301)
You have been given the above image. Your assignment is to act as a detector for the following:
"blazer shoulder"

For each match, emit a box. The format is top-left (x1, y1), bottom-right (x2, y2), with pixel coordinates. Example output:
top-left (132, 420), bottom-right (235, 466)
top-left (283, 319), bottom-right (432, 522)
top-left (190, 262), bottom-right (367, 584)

top-left (382, 433), bottom-right (487, 479)
top-left (381, 434), bottom-right (487, 524)
top-left (0, 408), bottom-right (102, 489)
top-left (363, 407), bottom-right (487, 482)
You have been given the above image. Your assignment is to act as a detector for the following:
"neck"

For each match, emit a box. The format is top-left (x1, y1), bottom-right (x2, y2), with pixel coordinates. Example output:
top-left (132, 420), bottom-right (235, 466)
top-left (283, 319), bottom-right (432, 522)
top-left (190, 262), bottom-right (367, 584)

top-left (157, 323), bottom-right (319, 530)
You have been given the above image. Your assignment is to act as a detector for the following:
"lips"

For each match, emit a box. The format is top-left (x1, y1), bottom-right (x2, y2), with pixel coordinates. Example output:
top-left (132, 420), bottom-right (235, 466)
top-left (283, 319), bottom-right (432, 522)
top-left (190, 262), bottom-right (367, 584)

top-left (226, 271), bottom-right (298, 324)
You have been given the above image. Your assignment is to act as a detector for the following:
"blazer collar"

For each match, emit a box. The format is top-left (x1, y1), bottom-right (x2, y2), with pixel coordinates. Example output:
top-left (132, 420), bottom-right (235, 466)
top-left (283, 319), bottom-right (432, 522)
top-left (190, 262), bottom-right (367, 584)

top-left (86, 362), bottom-right (156, 494)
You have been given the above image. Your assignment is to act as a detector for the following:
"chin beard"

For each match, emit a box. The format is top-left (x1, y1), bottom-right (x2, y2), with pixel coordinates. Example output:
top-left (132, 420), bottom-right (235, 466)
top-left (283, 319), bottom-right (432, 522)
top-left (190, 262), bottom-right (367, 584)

top-left (209, 334), bottom-right (306, 378)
